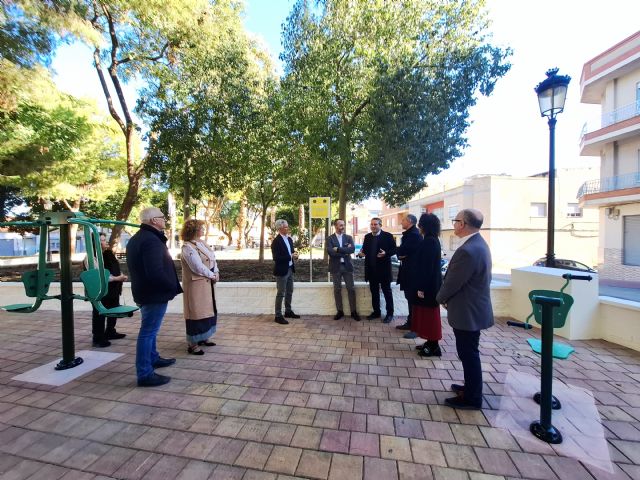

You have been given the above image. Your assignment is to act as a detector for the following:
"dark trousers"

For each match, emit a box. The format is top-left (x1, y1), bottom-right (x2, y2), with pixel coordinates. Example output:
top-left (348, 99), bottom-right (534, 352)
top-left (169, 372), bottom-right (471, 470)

top-left (369, 278), bottom-right (393, 315)
top-left (92, 307), bottom-right (117, 342)
top-left (453, 328), bottom-right (482, 406)
top-left (404, 290), bottom-right (412, 325)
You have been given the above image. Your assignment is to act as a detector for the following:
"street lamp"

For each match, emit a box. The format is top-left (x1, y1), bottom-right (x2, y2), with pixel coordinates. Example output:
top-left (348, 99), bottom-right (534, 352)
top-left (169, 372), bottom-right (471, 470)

top-left (535, 68), bottom-right (571, 268)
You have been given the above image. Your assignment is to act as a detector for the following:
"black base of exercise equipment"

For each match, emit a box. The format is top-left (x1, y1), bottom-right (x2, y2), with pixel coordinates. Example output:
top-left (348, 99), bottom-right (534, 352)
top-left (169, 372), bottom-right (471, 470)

top-left (55, 356), bottom-right (84, 371)
top-left (530, 420), bottom-right (563, 444)
top-left (533, 392), bottom-right (561, 410)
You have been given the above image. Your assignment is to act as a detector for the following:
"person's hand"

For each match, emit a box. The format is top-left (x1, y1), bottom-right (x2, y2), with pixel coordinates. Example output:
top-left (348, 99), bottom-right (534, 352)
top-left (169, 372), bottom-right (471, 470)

top-left (292, 251), bottom-right (299, 260)
top-left (398, 255), bottom-right (406, 260)
top-left (417, 290), bottom-right (424, 299)
top-left (121, 274), bottom-right (128, 282)
top-left (357, 251), bottom-right (365, 258)
top-left (376, 249), bottom-right (385, 258)
top-left (333, 247), bottom-right (338, 252)
top-left (442, 303), bottom-right (448, 310)
top-left (212, 272), bottom-right (219, 283)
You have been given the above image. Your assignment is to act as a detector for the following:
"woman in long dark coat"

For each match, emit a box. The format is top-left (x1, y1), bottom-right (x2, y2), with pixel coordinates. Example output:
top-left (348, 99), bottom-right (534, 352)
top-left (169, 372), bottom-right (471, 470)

top-left (409, 213), bottom-right (443, 357)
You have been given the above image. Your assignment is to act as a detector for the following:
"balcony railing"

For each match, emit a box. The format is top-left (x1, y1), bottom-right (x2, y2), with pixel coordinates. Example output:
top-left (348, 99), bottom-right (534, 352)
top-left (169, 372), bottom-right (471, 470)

top-left (581, 101), bottom-right (640, 136)
top-left (577, 171), bottom-right (640, 198)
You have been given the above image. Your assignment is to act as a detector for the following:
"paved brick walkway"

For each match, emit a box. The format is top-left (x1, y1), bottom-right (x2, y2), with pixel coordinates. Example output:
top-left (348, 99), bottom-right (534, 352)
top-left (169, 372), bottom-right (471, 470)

top-left (0, 310), bottom-right (639, 479)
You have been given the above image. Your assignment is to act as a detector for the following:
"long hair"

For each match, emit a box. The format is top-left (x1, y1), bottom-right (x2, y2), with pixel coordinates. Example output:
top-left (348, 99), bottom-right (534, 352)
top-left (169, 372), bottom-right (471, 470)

top-left (418, 213), bottom-right (441, 238)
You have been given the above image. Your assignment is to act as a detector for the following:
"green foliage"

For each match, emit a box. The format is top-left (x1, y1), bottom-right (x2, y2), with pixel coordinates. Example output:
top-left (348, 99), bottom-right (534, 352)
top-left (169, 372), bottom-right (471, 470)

top-left (280, 0), bottom-right (511, 216)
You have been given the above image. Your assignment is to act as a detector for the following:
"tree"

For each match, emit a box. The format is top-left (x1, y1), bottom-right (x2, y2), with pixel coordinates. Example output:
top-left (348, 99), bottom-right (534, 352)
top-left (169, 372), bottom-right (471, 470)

top-left (280, 0), bottom-right (511, 219)
top-left (11, 0), bottom-right (244, 245)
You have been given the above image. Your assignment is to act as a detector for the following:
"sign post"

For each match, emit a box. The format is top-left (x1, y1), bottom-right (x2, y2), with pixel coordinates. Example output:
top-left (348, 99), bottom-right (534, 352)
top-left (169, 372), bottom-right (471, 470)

top-left (309, 197), bottom-right (331, 282)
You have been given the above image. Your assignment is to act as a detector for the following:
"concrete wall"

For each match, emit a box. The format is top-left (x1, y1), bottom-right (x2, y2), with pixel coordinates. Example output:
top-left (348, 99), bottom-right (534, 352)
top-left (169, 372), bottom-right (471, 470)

top-left (0, 281), bottom-right (512, 318)
top-left (599, 297), bottom-right (640, 351)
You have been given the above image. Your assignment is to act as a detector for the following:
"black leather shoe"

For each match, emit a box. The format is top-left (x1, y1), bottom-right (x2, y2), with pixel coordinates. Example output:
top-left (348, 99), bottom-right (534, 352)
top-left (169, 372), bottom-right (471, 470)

top-left (444, 395), bottom-right (481, 410)
top-left (137, 373), bottom-right (171, 387)
top-left (451, 384), bottom-right (464, 394)
top-left (417, 345), bottom-right (442, 357)
top-left (275, 316), bottom-right (289, 325)
top-left (396, 322), bottom-right (411, 330)
top-left (197, 340), bottom-right (216, 346)
top-left (92, 339), bottom-right (111, 348)
top-left (366, 312), bottom-right (381, 320)
top-left (415, 342), bottom-right (428, 351)
top-left (284, 311), bottom-right (300, 319)
top-left (382, 315), bottom-right (393, 324)
top-left (105, 330), bottom-right (126, 340)
top-left (188, 346), bottom-right (204, 355)
top-left (352, 312), bottom-right (361, 321)
top-left (333, 311), bottom-right (344, 320)
top-left (153, 357), bottom-right (176, 368)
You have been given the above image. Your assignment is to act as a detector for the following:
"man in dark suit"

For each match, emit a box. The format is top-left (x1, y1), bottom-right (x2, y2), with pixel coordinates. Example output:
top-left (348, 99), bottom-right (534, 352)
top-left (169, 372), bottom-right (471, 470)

top-left (357, 217), bottom-right (397, 323)
top-left (327, 219), bottom-right (360, 321)
top-left (271, 219), bottom-right (300, 325)
top-left (395, 214), bottom-right (422, 337)
top-left (127, 206), bottom-right (182, 387)
top-left (436, 209), bottom-right (493, 410)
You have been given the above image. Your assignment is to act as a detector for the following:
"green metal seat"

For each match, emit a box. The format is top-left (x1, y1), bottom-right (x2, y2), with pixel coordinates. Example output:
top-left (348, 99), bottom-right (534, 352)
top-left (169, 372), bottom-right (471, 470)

top-left (79, 267), bottom-right (138, 318)
top-left (528, 290), bottom-right (573, 328)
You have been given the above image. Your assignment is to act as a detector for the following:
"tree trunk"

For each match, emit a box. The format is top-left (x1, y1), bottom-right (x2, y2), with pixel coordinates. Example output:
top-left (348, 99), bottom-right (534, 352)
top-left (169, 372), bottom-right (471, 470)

top-left (298, 204), bottom-right (305, 235)
top-left (259, 205), bottom-right (268, 262)
top-left (109, 169), bottom-right (140, 248)
top-left (183, 157), bottom-right (192, 219)
top-left (236, 196), bottom-right (247, 250)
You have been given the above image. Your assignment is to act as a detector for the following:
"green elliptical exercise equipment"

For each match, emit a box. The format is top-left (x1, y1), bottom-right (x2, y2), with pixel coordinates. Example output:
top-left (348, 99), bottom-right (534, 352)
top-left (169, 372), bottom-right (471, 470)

top-left (1, 211), bottom-right (139, 370)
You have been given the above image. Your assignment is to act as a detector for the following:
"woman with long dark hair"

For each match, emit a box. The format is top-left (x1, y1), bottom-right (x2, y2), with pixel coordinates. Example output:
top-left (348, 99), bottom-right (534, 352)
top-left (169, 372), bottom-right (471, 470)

top-left (409, 213), bottom-right (443, 357)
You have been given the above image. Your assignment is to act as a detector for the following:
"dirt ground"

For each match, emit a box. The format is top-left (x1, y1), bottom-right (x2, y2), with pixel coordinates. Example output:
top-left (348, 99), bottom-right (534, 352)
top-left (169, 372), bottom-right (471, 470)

top-left (0, 258), bottom-right (399, 283)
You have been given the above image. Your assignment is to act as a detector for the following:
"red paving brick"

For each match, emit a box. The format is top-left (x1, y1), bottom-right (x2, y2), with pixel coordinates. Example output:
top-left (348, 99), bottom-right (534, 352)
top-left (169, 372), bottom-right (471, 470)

top-left (0, 310), bottom-right (638, 479)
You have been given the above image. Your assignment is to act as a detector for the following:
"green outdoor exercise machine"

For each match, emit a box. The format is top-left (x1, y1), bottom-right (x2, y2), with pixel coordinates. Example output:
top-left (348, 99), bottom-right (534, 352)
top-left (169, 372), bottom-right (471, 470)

top-left (508, 272), bottom-right (593, 444)
top-left (0, 211), bottom-right (139, 370)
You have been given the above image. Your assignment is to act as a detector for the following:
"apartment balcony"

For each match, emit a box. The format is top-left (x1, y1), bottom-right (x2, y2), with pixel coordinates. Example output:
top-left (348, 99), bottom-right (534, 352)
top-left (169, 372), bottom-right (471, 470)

top-left (577, 171), bottom-right (640, 206)
top-left (579, 101), bottom-right (640, 156)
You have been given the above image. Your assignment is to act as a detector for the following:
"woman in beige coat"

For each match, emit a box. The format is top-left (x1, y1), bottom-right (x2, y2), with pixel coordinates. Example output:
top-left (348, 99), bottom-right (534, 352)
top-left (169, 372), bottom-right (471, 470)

top-left (180, 219), bottom-right (219, 355)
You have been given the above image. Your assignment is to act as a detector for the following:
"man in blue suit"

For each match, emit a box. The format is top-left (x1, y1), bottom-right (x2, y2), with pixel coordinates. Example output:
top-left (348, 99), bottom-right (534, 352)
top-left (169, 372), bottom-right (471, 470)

top-left (436, 209), bottom-right (493, 410)
top-left (271, 219), bottom-right (300, 325)
top-left (327, 219), bottom-right (360, 321)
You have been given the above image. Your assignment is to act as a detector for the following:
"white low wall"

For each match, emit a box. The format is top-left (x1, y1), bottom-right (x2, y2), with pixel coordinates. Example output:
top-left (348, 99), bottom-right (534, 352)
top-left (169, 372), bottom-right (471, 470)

top-left (0, 281), bottom-right (512, 317)
top-left (599, 297), bottom-right (640, 352)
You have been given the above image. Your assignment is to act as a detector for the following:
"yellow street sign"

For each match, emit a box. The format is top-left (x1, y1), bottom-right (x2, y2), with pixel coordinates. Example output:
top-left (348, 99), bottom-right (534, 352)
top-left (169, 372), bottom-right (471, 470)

top-left (309, 197), bottom-right (331, 218)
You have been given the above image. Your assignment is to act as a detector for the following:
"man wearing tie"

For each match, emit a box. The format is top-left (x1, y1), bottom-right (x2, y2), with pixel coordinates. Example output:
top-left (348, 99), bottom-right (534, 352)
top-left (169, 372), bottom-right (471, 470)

top-left (327, 219), bottom-right (360, 321)
top-left (357, 217), bottom-right (397, 323)
top-left (436, 208), bottom-right (493, 410)
top-left (271, 219), bottom-right (300, 325)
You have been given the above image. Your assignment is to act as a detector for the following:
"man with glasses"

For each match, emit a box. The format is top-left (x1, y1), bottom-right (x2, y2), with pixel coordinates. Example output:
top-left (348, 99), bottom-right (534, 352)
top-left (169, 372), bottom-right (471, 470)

top-left (127, 207), bottom-right (182, 387)
top-left (357, 217), bottom-right (397, 323)
top-left (436, 209), bottom-right (493, 410)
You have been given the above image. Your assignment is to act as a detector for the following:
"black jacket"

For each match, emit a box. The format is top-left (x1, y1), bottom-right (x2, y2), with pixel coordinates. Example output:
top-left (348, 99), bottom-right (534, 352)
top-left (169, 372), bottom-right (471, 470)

top-left (102, 249), bottom-right (123, 308)
top-left (407, 236), bottom-right (442, 307)
top-left (396, 225), bottom-right (421, 289)
top-left (271, 235), bottom-right (296, 276)
top-left (361, 230), bottom-right (397, 283)
top-left (126, 224), bottom-right (182, 305)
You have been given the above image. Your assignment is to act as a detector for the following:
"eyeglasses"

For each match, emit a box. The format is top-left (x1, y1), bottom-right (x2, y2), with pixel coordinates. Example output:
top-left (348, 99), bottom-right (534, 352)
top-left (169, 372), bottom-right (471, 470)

top-left (154, 216), bottom-right (166, 221)
top-left (452, 219), bottom-right (463, 224)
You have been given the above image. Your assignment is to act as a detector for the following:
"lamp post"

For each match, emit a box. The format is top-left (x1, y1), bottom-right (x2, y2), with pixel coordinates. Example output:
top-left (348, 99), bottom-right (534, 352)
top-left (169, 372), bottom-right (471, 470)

top-left (535, 68), bottom-right (571, 268)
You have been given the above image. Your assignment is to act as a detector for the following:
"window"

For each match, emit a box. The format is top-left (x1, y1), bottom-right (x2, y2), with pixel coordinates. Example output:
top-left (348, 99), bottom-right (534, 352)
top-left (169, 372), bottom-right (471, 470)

top-left (448, 205), bottom-right (459, 219)
top-left (623, 215), bottom-right (640, 266)
top-left (566, 203), bottom-right (582, 218)
top-left (530, 202), bottom-right (547, 217)
top-left (432, 207), bottom-right (444, 223)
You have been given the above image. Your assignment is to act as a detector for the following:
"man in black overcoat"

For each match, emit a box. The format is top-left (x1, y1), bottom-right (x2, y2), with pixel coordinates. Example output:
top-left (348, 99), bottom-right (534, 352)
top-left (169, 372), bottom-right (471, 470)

top-left (357, 217), bottom-right (397, 323)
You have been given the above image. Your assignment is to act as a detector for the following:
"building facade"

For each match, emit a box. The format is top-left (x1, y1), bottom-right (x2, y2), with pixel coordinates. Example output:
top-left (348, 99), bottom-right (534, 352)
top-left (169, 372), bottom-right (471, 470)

top-left (578, 30), bottom-right (640, 287)
top-left (387, 170), bottom-right (599, 274)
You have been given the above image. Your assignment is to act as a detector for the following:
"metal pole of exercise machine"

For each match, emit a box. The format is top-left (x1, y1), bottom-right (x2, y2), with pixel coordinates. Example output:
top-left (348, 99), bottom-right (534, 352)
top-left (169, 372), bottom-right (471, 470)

top-left (55, 213), bottom-right (83, 370)
top-left (529, 295), bottom-right (563, 444)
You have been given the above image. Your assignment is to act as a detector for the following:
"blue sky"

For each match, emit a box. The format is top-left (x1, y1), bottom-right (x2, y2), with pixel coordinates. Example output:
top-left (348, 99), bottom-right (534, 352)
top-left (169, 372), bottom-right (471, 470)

top-left (50, 0), bottom-right (639, 182)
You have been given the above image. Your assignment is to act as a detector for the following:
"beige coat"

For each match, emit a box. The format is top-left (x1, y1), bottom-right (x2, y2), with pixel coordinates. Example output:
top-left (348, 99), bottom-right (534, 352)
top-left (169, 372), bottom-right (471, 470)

top-left (181, 241), bottom-right (217, 321)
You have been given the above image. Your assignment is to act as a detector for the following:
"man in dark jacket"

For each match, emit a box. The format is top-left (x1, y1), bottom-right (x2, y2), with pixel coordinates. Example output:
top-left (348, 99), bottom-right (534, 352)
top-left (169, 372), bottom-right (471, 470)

top-left (271, 219), bottom-right (300, 325)
top-left (436, 209), bottom-right (493, 410)
top-left (357, 217), bottom-right (397, 323)
top-left (395, 214), bottom-right (421, 337)
top-left (127, 207), bottom-right (182, 387)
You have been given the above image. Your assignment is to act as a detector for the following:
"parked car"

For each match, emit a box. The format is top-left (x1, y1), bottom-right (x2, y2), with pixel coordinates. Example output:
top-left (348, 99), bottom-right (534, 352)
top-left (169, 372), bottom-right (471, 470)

top-left (533, 257), bottom-right (596, 273)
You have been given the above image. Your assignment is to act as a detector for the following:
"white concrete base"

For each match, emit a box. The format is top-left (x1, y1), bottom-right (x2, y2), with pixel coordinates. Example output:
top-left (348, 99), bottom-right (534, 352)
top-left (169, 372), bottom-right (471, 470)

top-left (511, 266), bottom-right (599, 340)
top-left (0, 281), bottom-right (513, 317)
top-left (599, 297), bottom-right (640, 352)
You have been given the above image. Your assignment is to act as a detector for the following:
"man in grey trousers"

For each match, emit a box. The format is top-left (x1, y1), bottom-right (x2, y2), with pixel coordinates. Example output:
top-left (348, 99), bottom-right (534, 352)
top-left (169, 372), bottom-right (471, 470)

top-left (436, 208), bottom-right (493, 410)
top-left (327, 219), bottom-right (360, 321)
